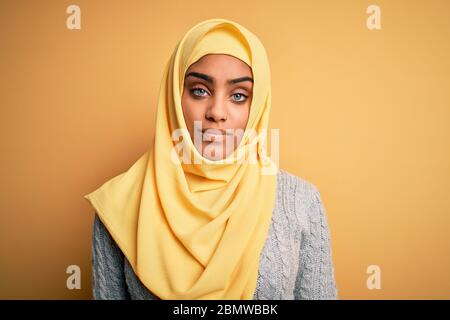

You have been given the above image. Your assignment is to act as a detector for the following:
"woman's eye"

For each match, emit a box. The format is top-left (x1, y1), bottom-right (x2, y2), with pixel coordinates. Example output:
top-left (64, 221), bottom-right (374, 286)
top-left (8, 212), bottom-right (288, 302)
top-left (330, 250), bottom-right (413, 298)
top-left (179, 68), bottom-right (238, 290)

top-left (190, 88), bottom-right (208, 97)
top-left (190, 88), bottom-right (248, 102)
top-left (232, 93), bottom-right (248, 102)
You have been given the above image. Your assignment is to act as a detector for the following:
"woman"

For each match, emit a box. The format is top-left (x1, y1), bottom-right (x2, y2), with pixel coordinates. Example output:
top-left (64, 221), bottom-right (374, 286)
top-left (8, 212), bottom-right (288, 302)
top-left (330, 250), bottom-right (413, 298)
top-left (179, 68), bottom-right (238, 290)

top-left (84, 18), bottom-right (338, 300)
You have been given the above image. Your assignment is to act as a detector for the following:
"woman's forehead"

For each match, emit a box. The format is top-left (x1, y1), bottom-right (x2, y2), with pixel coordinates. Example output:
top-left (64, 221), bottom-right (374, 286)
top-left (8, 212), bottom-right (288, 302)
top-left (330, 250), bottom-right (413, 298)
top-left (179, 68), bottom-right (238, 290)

top-left (185, 54), bottom-right (252, 77)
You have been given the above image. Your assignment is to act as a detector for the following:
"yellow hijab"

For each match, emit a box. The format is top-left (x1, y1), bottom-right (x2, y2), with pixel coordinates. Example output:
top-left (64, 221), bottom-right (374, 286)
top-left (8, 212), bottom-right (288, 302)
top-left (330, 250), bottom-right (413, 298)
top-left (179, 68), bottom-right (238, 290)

top-left (84, 18), bottom-right (278, 300)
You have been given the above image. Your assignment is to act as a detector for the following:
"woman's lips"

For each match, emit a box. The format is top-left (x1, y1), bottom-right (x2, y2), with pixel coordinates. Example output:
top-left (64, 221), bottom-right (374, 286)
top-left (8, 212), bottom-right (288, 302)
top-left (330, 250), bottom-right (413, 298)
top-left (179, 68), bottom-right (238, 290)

top-left (200, 129), bottom-right (232, 142)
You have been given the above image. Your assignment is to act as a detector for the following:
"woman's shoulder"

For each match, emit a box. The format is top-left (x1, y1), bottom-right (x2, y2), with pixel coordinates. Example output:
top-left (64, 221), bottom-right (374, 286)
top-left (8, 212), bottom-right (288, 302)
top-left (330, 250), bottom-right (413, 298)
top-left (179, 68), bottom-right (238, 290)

top-left (276, 168), bottom-right (325, 232)
top-left (92, 213), bottom-right (125, 259)
top-left (276, 168), bottom-right (321, 201)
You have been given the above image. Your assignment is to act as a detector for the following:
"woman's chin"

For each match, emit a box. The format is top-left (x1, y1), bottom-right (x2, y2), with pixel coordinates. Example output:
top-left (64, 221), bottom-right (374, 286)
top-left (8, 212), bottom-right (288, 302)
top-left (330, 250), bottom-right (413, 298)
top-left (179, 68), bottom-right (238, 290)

top-left (200, 142), bottom-right (233, 161)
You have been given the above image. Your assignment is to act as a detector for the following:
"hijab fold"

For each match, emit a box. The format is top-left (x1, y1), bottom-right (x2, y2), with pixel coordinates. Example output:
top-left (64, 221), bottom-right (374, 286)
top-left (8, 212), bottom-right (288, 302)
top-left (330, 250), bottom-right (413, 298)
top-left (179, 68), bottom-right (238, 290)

top-left (84, 18), bottom-right (278, 300)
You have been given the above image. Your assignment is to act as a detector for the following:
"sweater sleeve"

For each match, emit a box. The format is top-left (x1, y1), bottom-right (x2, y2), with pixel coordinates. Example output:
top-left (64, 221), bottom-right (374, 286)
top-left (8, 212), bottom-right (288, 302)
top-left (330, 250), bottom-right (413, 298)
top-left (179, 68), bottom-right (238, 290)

top-left (294, 187), bottom-right (338, 300)
top-left (91, 213), bottom-right (131, 300)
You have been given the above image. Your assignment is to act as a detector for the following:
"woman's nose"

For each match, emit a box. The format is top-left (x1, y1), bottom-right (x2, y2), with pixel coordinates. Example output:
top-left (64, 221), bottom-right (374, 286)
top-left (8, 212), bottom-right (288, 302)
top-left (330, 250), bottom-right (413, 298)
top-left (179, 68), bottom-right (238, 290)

top-left (205, 97), bottom-right (228, 122)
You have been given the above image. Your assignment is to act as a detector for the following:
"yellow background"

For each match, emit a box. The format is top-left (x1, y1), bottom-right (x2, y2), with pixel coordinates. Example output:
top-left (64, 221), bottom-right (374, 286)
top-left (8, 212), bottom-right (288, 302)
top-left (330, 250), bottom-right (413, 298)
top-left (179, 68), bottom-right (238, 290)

top-left (1, 0), bottom-right (449, 299)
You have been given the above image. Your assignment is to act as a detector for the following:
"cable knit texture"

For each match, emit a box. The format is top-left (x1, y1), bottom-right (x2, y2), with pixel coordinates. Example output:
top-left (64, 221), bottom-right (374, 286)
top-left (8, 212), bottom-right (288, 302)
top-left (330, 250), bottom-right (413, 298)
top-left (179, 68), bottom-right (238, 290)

top-left (91, 169), bottom-right (338, 300)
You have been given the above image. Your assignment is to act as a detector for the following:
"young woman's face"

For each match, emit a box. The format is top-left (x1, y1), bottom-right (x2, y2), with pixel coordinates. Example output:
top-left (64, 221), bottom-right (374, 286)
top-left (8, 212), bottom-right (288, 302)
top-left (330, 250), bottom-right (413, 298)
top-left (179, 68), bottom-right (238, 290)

top-left (181, 54), bottom-right (253, 161)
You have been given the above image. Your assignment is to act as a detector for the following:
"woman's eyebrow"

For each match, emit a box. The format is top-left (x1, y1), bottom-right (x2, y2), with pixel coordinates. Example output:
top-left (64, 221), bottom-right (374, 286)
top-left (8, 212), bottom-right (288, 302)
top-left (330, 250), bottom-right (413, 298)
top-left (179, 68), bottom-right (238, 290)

top-left (185, 72), bottom-right (254, 84)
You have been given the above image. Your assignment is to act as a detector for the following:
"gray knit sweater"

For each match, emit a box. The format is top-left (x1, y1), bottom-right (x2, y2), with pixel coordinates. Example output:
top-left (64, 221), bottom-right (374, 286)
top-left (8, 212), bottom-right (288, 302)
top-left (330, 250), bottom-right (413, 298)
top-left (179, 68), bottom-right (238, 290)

top-left (91, 169), bottom-right (338, 300)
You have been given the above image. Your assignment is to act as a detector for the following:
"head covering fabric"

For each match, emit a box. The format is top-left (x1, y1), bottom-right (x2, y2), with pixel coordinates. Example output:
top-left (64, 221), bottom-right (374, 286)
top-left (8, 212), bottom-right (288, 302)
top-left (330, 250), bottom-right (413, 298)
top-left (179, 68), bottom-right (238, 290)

top-left (84, 18), bottom-right (278, 300)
